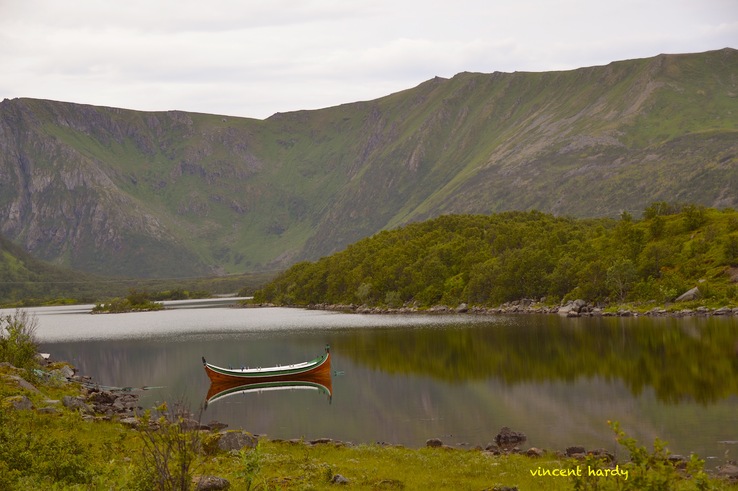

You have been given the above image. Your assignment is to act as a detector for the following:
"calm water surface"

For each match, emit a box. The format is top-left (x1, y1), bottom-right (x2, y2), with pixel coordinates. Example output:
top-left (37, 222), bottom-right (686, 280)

top-left (13, 301), bottom-right (738, 463)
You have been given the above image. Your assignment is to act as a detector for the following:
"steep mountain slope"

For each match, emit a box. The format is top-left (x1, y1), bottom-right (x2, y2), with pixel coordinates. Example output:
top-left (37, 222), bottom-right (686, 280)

top-left (0, 48), bottom-right (736, 277)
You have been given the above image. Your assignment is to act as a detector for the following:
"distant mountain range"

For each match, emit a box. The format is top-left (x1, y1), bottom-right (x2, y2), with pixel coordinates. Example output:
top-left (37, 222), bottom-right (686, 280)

top-left (1, 48), bottom-right (736, 278)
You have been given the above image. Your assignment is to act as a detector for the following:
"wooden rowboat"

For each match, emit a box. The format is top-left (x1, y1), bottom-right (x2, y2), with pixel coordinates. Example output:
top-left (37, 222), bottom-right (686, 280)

top-left (201, 345), bottom-right (331, 385)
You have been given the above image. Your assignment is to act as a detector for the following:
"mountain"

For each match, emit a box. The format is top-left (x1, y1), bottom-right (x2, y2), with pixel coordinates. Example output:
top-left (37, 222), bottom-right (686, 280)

top-left (1, 48), bottom-right (736, 278)
top-left (0, 232), bottom-right (100, 302)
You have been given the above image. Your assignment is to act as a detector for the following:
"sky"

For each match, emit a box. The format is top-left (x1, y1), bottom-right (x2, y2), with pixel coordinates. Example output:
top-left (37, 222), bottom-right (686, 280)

top-left (1, 0), bottom-right (736, 120)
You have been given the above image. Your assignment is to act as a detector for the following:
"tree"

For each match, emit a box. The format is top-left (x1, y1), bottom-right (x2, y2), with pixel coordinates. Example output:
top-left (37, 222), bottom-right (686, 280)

top-left (607, 258), bottom-right (638, 302)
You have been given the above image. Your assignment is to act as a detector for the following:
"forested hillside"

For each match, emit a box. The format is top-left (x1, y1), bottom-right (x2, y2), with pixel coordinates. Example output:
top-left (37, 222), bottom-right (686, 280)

top-left (254, 204), bottom-right (738, 308)
top-left (1, 49), bottom-right (736, 278)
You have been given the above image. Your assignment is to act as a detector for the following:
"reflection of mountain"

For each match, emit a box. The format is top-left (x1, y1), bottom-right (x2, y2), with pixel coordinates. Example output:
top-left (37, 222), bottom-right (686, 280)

top-left (336, 315), bottom-right (738, 404)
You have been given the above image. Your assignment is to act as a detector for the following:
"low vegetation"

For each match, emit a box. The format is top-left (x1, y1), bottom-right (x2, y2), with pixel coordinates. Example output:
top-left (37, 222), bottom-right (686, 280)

top-left (92, 289), bottom-right (165, 313)
top-left (255, 204), bottom-right (738, 310)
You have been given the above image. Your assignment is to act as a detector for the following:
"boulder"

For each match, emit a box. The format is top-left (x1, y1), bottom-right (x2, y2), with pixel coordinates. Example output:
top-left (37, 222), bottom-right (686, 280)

top-left (207, 420), bottom-right (228, 431)
top-left (426, 438), bottom-right (443, 448)
top-left (495, 427), bottom-right (527, 447)
top-left (675, 287), bottom-right (700, 302)
top-left (217, 430), bottom-right (258, 452)
top-left (87, 391), bottom-right (118, 405)
top-left (54, 365), bottom-right (76, 379)
top-left (4, 395), bottom-right (33, 410)
top-left (62, 395), bottom-right (93, 414)
top-left (718, 463), bottom-right (738, 480)
top-left (3, 374), bottom-right (41, 394)
top-left (194, 475), bottom-right (231, 490)
top-left (566, 446), bottom-right (586, 458)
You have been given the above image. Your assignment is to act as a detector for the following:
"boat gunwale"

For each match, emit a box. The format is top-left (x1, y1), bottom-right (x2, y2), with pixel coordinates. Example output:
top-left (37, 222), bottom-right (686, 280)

top-left (203, 350), bottom-right (330, 380)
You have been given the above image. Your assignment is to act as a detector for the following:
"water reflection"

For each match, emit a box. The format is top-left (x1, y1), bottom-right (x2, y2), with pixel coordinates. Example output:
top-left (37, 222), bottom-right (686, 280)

top-left (205, 378), bottom-right (333, 408)
top-left (336, 315), bottom-right (738, 404)
top-left (35, 307), bottom-right (738, 460)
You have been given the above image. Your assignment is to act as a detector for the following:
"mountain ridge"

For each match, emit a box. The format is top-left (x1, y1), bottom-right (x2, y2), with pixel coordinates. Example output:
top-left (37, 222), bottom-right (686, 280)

top-left (1, 48), bottom-right (736, 277)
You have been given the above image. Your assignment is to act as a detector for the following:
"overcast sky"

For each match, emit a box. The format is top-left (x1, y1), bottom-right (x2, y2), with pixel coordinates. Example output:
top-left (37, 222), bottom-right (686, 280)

top-left (1, 0), bottom-right (736, 119)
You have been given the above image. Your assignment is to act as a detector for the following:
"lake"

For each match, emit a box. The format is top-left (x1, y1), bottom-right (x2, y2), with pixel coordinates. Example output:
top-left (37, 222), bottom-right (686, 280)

top-left (10, 301), bottom-right (738, 464)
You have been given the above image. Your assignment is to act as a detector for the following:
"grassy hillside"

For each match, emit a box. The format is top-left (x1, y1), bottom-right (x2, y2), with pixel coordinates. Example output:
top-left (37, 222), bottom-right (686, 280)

top-left (1, 49), bottom-right (736, 278)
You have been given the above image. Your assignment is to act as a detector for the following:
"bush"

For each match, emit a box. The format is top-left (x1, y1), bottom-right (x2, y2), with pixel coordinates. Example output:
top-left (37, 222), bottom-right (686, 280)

top-left (0, 406), bottom-right (93, 487)
top-left (0, 309), bottom-right (39, 371)
top-left (132, 402), bottom-right (201, 491)
top-left (571, 421), bottom-right (712, 491)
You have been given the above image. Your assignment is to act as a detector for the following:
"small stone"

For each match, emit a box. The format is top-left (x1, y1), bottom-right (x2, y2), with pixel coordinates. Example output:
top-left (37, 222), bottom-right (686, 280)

top-left (331, 474), bottom-right (350, 485)
top-left (588, 448), bottom-right (615, 463)
top-left (120, 417), bottom-right (140, 428)
top-left (178, 417), bottom-right (202, 431)
top-left (525, 447), bottom-right (544, 457)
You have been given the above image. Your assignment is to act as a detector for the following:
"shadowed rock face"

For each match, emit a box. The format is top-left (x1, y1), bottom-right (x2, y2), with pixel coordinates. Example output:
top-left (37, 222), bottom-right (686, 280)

top-left (1, 49), bottom-right (737, 277)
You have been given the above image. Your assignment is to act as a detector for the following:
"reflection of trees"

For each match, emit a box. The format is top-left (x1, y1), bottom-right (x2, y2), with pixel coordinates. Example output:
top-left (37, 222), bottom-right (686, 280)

top-left (336, 316), bottom-right (738, 404)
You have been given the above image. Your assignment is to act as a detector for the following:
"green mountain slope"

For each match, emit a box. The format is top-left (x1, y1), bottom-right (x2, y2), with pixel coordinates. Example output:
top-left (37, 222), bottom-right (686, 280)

top-left (0, 233), bottom-right (102, 303)
top-left (1, 48), bottom-right (736, 277)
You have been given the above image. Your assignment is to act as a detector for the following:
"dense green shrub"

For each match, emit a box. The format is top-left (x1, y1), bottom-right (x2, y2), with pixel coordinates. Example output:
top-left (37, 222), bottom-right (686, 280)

top-left (0, 408), bottom-right (93, 487)
top-left (255, 204), bottom-right (738, 309)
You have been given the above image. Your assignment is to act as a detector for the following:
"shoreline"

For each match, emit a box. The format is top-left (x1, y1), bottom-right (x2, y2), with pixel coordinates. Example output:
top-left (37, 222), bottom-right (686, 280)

top-left (249, 299), bottom-right (738, 318)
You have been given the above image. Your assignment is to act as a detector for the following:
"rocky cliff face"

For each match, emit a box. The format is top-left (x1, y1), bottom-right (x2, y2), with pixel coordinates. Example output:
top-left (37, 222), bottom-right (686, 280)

top-left (0, 100), bottom-right (207, 277)
top-left (1, 48), bottom-right (737, 278)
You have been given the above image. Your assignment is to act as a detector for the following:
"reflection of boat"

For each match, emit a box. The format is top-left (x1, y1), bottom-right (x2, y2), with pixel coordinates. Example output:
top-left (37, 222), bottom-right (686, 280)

top-left (205, 376), bottom-right (333, 407)
top-left (201, 346), bottom-right (331, 384)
